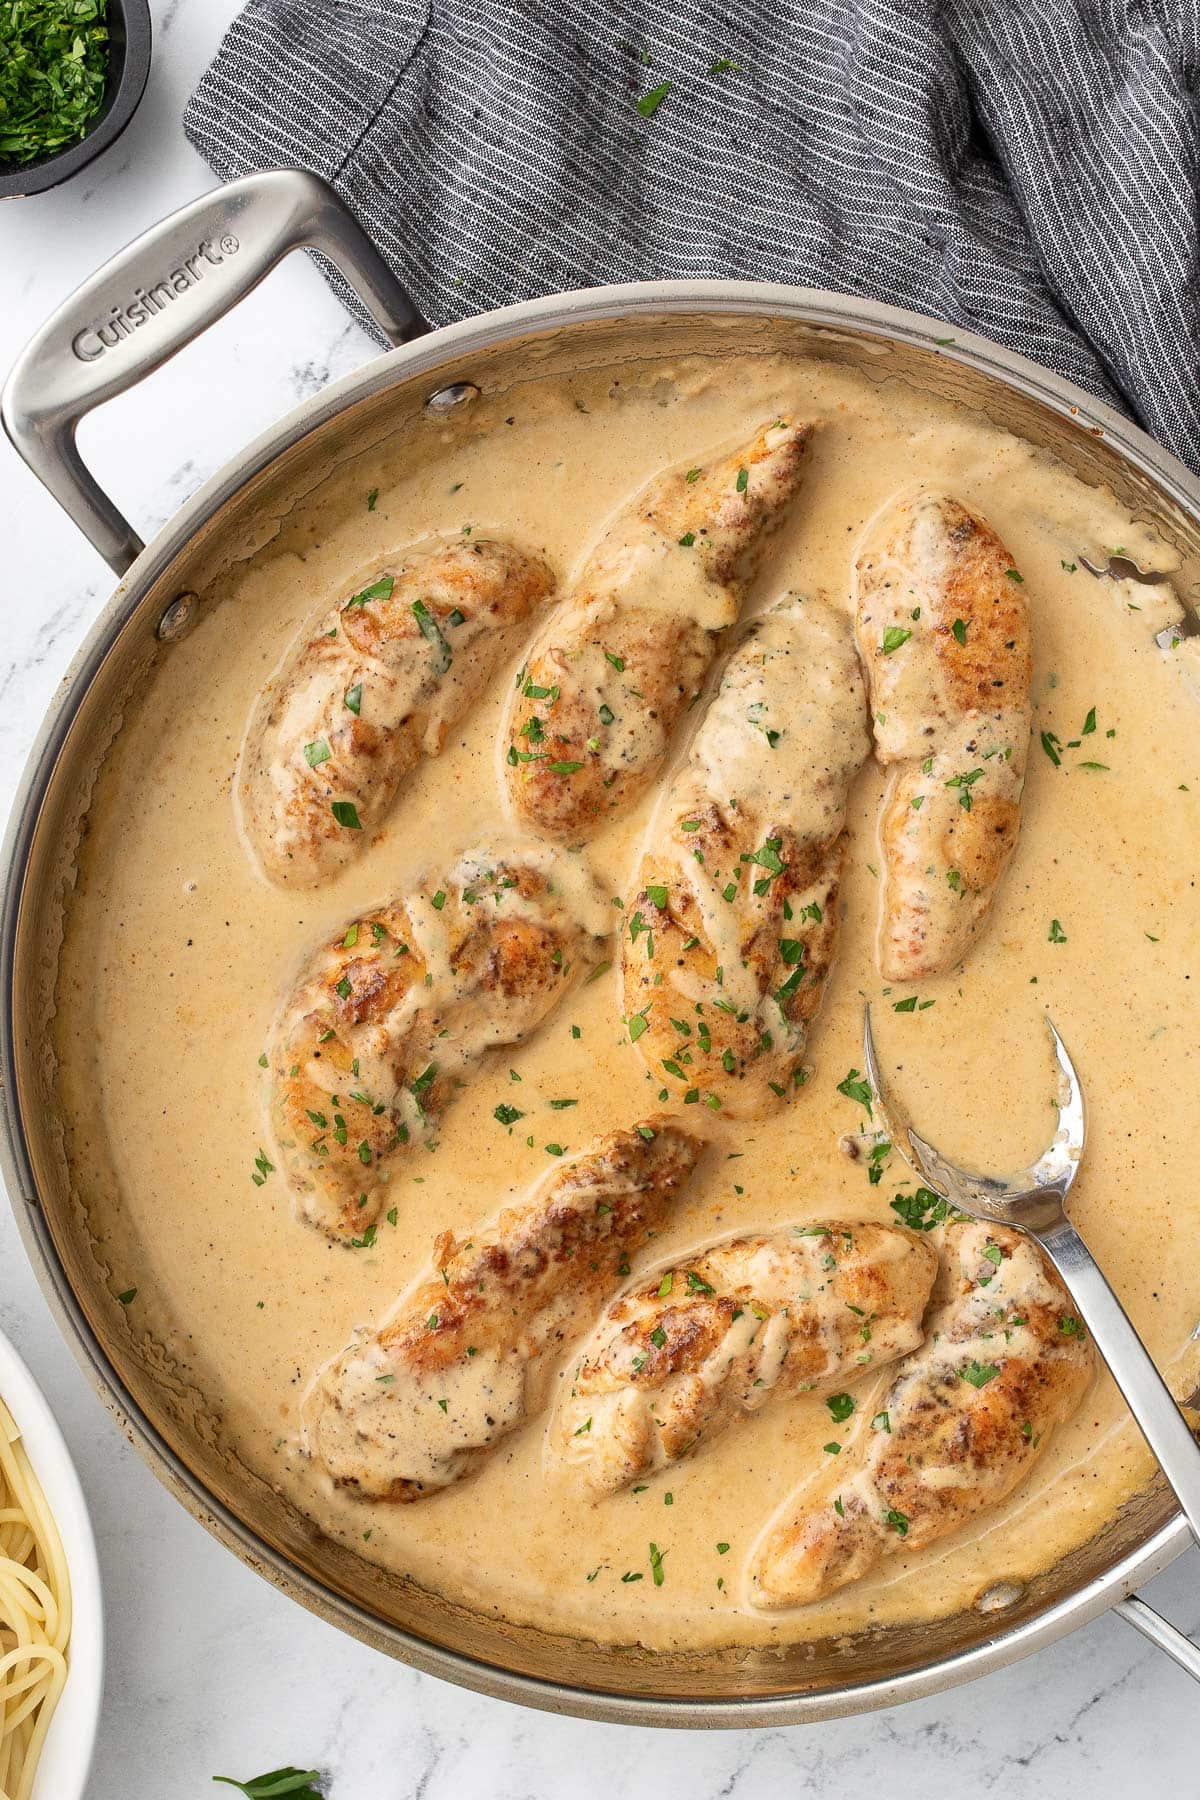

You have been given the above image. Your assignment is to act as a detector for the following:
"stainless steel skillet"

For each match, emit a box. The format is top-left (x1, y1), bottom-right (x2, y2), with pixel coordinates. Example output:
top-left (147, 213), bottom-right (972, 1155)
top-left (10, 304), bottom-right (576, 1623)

top-left (2, 168), bottom-right (1200, 1724)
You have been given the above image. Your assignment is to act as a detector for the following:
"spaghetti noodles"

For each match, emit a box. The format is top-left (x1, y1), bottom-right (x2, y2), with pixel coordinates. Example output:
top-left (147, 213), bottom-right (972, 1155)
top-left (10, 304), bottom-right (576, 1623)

top-left (0, 1398), bottom-right (69, 1800)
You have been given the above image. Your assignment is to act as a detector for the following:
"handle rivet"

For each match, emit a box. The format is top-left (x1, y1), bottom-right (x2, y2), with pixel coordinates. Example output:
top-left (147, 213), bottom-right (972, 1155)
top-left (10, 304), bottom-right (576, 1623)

top-left (157, 591), bottom-right (198, 642)
top-left (425, 381), bottom-right (480, 414)
top-left (975, 1580), bottom-right (1025, 1613)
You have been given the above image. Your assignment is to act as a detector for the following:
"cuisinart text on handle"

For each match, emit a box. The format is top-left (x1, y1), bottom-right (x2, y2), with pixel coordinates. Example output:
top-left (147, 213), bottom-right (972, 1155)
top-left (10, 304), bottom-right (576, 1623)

top-left (71, 234), bottom-right (241, 362)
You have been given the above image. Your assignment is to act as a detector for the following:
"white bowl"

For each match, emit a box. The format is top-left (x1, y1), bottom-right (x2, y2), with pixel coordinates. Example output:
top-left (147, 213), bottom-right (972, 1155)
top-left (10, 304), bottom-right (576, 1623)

top-left (0, 1329), bottom-right (103, 1800)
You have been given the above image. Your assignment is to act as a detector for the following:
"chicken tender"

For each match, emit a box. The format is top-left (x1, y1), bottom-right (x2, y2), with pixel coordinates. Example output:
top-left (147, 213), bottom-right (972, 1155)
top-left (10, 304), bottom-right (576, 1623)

top-left (268, 844), bottom-right (608, 1240)
top-left (621, 595), bottom-right (869, 1116)
top-left (305, 1123), bottom-right (702, 1500)
top-left (748, 1219), bottom-right (1094, 1609)
top-left (855, 494), bottom-right (1032, 979)
top-left (502, 420), bottom-right (814, 840)
top-left (240, 538), bottom-right (555, 885)
top-left (551, 1222), bottom-right (937, 1494)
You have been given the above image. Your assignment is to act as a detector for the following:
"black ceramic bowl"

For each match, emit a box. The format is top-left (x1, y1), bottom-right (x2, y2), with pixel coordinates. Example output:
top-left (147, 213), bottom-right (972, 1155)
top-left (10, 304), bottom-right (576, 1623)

top-left (0, 0), bottom-right (152, 200)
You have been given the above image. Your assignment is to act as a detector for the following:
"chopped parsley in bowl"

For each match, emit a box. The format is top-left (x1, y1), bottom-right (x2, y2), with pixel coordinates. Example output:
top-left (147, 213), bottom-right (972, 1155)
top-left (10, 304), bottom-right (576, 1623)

top-left (0, 1), bottom-right (111, 169)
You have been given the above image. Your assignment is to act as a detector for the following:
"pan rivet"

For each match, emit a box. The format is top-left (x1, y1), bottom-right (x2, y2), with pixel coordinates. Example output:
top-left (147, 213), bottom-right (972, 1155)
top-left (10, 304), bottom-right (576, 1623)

top-left (975, 1580), bottom-right (1025, 1613)
top-left (157, 592), bottom-right (198, 643)
top-left (425, 382), bottom-right (481, 414)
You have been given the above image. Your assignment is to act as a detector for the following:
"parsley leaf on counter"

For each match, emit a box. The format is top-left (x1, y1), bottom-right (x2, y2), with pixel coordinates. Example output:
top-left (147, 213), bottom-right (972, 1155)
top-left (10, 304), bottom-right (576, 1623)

top-left (213, 1770), bottom-right (325, 1799)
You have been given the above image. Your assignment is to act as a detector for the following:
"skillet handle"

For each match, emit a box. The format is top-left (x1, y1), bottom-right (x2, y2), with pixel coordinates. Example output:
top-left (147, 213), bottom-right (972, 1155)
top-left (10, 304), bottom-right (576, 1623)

top-left (1115, 1595), bottom-right (1200, 1684)
top-left (0, 169), bottom-right (426, 577)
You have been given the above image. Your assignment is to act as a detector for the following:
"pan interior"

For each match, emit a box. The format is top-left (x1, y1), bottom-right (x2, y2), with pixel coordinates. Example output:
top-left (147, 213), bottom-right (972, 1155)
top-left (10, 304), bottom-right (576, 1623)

top-left (8, 304), bottom-right (1199, 1716)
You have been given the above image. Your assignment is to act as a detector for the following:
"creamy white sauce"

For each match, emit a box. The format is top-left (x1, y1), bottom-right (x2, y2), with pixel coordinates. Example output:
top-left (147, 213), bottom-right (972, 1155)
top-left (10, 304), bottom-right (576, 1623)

top-left (51, 349), bottom-right (1200, 1654)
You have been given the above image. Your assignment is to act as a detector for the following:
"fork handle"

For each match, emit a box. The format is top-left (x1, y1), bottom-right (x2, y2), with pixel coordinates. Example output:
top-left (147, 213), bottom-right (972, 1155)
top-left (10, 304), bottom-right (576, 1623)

top-left (1041, 1217), bottom-right (1200, 1544)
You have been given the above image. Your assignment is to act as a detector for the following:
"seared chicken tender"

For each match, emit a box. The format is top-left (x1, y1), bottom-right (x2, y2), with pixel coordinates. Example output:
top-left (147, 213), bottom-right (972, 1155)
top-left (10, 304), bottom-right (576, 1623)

top-left (551, 1222), bottom-right (937, 1495)
top-left (240, 539), bottom-right (555, 886)
top-left (855, 495), bottom-right (1032, 979)
top-left (621, 595), bottom-right (869, 1117)
top-left (502, 420), bottom-right (814, 840)
top-left (306, 1123), bottom-right (702, 1500)
top-left (269, 845), bottom-right (608, 1240)
top-left (748, 1219), bottom-right (1094, 1609)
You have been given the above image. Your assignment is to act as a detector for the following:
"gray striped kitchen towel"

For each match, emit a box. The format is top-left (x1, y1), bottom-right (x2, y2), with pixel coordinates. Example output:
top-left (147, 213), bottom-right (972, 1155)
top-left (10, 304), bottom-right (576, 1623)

top-left (185, 1), bottom-right (1200, 469)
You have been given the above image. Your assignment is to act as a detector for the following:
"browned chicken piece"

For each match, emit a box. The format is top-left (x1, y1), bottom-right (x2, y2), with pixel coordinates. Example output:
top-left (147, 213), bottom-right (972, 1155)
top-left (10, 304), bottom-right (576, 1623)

top-left (501, 420), bottom-right (814, 840)
top-left (621, 595), bottom-right (869, 1117)
top-left (240, 538), bottom-right (556, 886)
top-left (268, 845), bottom-right (608, 1241)
top-left (551, 1222), bottom-right (937, 1495)
top-left (855, 495), bottom-right (1032, 979)
top-left (748, 1219), bottom-right (1094, 1609)
top-left (305, 1123), bottom-right (703, 1500)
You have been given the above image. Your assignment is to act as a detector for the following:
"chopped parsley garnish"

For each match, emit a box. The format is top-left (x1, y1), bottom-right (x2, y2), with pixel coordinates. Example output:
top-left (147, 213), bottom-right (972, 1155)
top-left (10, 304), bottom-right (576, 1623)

top-left (493, 1103), bottom-right (524, 1126)
top-left (1041, 730), bottom-right (1063, 767)
top-left (883, 1508), bottom-right (910, 1537)
top-left (836, 1068), bottom-right (872, 1115)
top-left (117, 1287), bottom-right (137, 1306)
top-left (344, 575), bottom-right (394, 610)
top-left (303, 739), bottom-right (331, 768)
top-left (628, 1011), bottom-right (650, 1043)
top-left (1058, 1316), bottom-right (1085, 1338)
top-left (636, 80), bottom-right (671, 117)
top-left (645, 884), bottom-right (669, 908)
top-left (946, 768), bottom-right (984, 810)
top-left (867, 1139), bottom-right (891, 1185)
top-left (735, 466), bottom-right (749, 492)
top-left (344, 683), bottom-right (362, 715)
top-left (411, 598), bottom-right (451, 671)
top-left (366, 488), bottom-right (379, 510)
top-left (881, 626), bottom-right (911, 654)
top-left (826, 1392), bottom-right (855, 1424)
top-left (890, 1186), bottom-right (952, 1231)
top-left (648, 1542), bottom-right (667, 1586)
top-left (1048, 917), bottom-right (1067, 943)
top-left (330, 800), bottom-right (362, 830)
top-left (960, 1360), bottom-right (1000, 1388)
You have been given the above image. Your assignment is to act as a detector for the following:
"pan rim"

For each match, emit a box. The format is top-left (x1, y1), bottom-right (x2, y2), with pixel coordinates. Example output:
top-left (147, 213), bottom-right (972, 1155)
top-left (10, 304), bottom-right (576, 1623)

top-left (2, 278), bottom-right (1195, 1725)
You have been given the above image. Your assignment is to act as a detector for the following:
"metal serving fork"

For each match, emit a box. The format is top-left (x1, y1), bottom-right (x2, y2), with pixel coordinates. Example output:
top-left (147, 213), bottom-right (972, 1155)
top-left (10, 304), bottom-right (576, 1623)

top-left (862, 1005), bottom-right (1200, 1554)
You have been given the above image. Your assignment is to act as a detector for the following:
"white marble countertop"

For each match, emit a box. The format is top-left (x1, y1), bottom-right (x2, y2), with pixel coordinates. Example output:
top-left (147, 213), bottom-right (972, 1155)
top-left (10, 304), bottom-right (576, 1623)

top-left (0, 5), bottom-right (1197, 1794)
